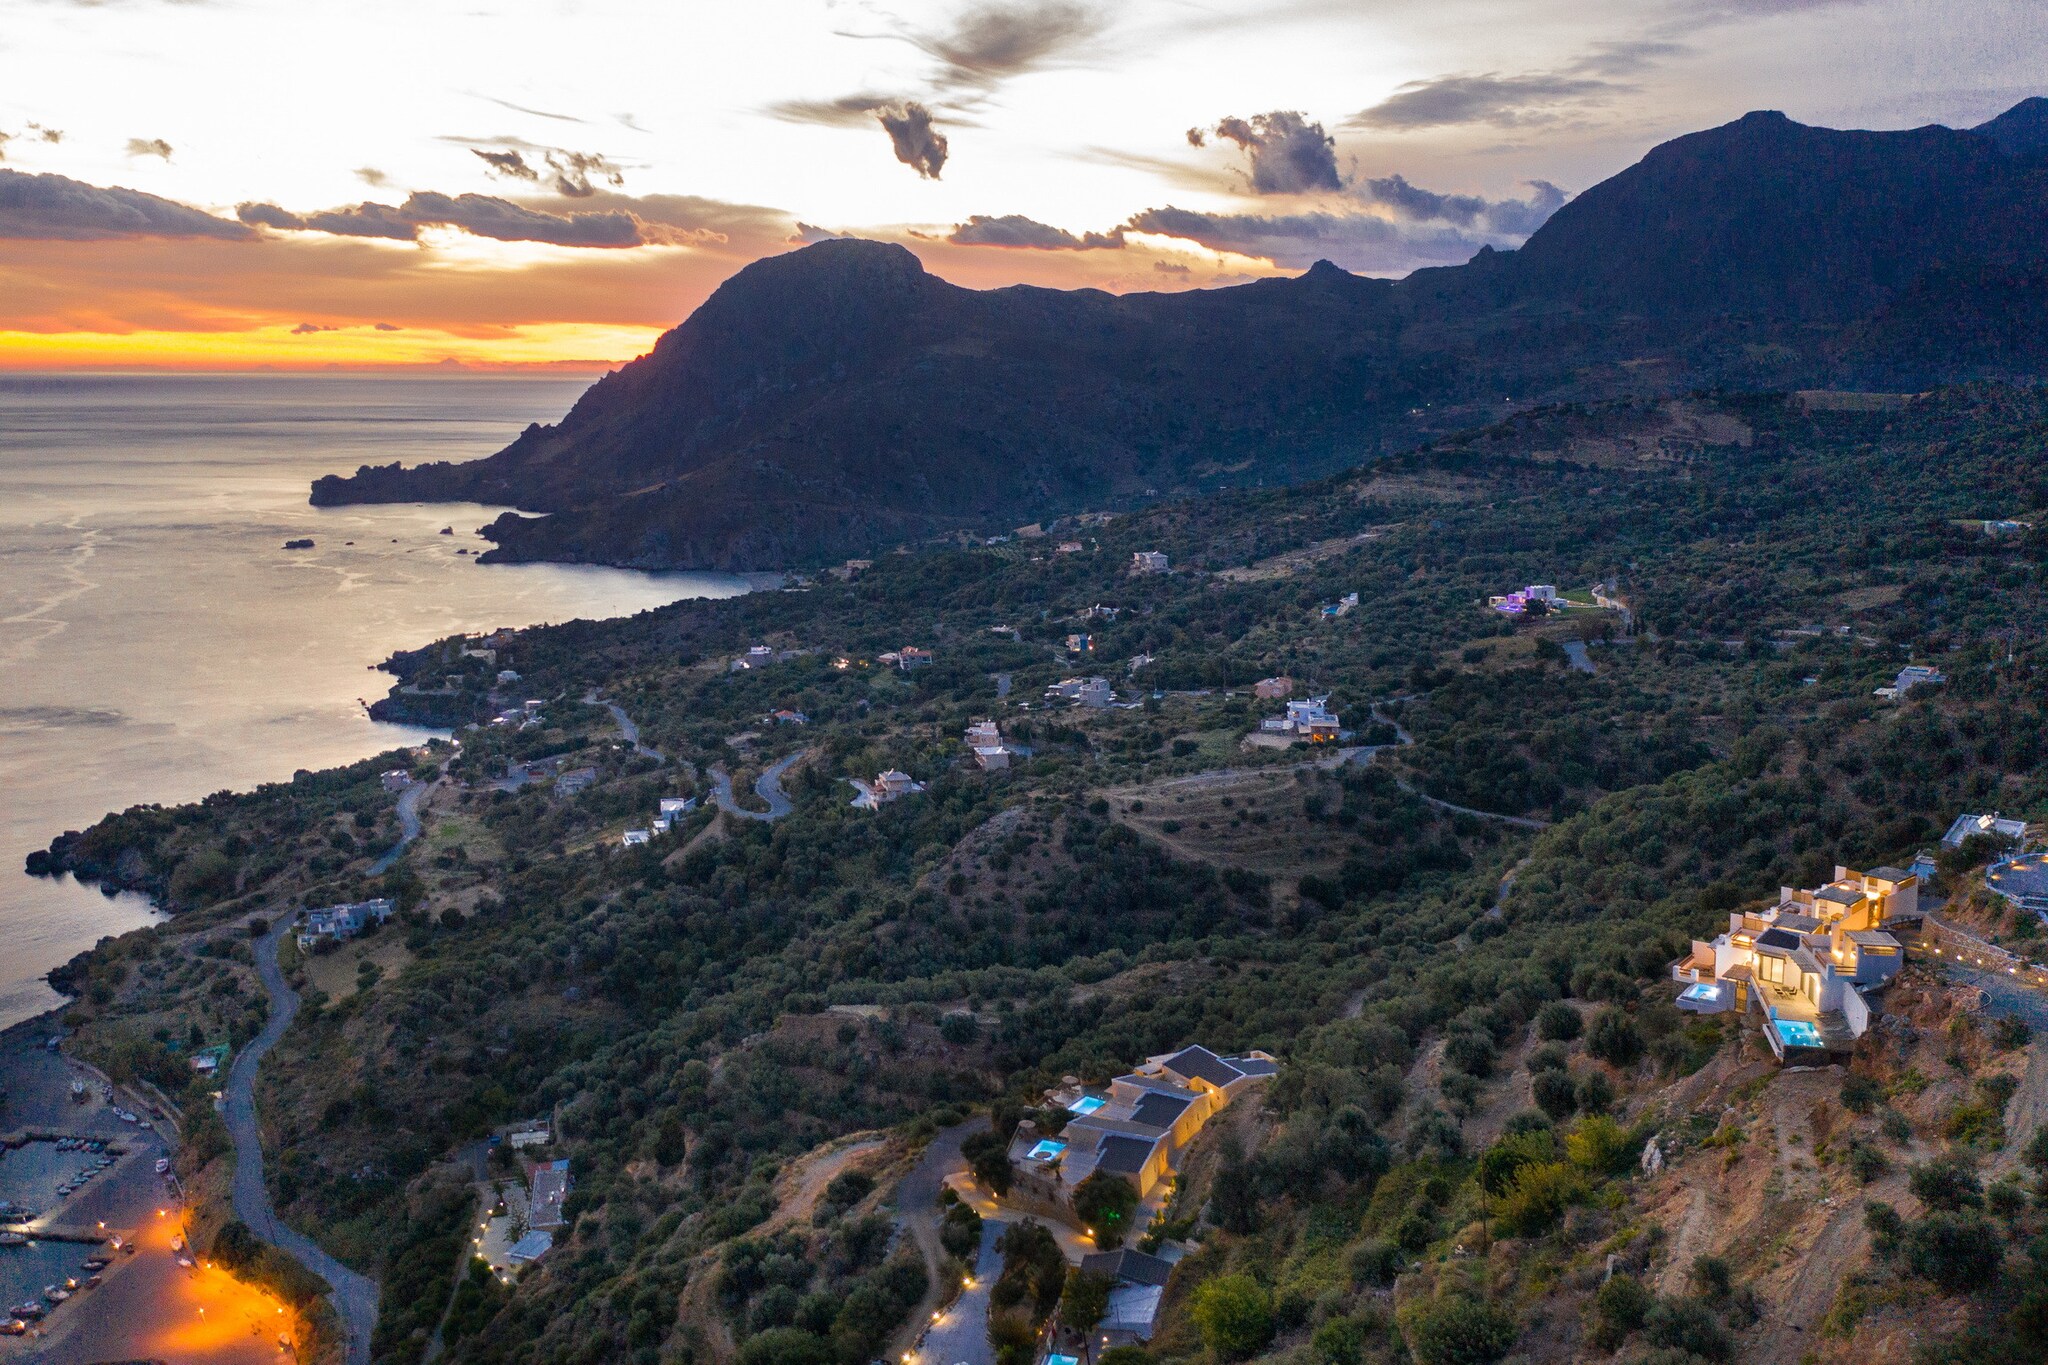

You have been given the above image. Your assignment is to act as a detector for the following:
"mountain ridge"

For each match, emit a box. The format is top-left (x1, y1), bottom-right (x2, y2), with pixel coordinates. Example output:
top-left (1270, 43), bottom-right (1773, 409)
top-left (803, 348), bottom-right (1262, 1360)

top-left (311, 101), bottom-right (2048, 571)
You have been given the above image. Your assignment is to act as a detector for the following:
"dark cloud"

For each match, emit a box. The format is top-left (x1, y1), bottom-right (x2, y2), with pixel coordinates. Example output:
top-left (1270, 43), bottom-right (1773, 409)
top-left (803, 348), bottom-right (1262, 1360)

top-left (1572, 39), bottom-right (1691, 77)
top-left (290, 322), bottom-right (334, 334)
top-left (29, 123), bottom-right (64, 144)
top-left (1122, 204), bottom-right (1493, 274)
top-left (1349, 73), bottom-right (1616, 130)
top-left (877, 102), bottom-right (948, 178)
top-left (543, 150), bottom-right (625, 198)
top-left (469, 142), bottom-right (626, 197)
top-left (0, 168), bottom-right (250, 241)
top-left (1152, 260), bottom-right (1190, 275)
top-left (353, 167), bottom-right (388, 187)
top-left (767, 93), bottom-right (907, 128)
top-left (947, 213), bottom-right (1122, 249)
top-left (1203, 111), bottom-right (1341, 194)
top-left (473, 149), bottom-right (539, 182)
top-left (238, 192), bottom-right (642, 247)
top-left (901, 0), bottom-right (1107, 90)
top-left (373, 322), bottom-right (401, 331)
top-left (1355, 174), bottom-right (1566, 234)
top-left (0, 132), bottom-right (11, 161)
top-left (125, 137), bottom-right (174, 160)
top-left (237, 199), bottom-right (418, 240)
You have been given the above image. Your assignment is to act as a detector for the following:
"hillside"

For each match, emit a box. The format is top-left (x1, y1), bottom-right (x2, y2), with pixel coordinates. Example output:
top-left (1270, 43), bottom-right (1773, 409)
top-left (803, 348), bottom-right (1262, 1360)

top-left (41, 386), bottom-right (2048, 1365)
top-left (309, 104), bottom-right (2048, 572)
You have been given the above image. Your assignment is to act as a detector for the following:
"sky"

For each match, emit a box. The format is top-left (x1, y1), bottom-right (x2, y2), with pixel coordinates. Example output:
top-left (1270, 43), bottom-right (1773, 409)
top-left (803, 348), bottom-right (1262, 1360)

top-left (0, 0), bottom-right (2043, 370)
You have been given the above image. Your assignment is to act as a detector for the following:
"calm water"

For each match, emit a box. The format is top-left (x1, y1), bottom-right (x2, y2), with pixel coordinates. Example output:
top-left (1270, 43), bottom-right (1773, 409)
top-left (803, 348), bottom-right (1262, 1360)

top-left (0, 374), bottom-right (758, 1029)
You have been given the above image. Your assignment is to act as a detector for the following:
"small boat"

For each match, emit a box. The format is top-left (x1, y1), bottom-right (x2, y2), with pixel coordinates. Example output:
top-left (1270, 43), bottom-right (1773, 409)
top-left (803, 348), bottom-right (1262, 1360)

top-left (0, 1234), bottom-right (25, 1248)
top-left (10, 1302), bottom-right (42, 1320)
top-left (83, 1274), bottom-right (101, 1288)
top-left (154, 1159), bottom-right (170, 1175)
top-left (69, 1080), bottom-right (86, 1103)
top-left (175, 1255), bottom-right (194, 1269)
top-left (81, 1257), bottom-right (108, 1269)
top-left (43, 1286), bottom-right (69, 1303)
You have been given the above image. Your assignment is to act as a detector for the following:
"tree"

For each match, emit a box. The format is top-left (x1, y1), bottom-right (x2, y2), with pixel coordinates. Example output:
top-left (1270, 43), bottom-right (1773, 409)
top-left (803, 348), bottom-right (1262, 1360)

top-left (1532, 1068), bottom-right (1578, 1120)
top-left (1476, 1130), bottom-right (1554, 1198)
top-left (1905, 1212), bottom-right (2002, 1292)
top-left (1589, 1274), bottom-right (1653, 1349)
top-left (1398, 1296), bottom-right (1517, 1365)
top-left (1535, 1001), bottom-right (1582, 1041)
top-left (1073, 1172), bottom-right (1140, 1249)
top-left (1586, 1008), bottom-right (1645, 1066)
top-left (1190, 1274), bottom-right (1274, 1360)
top-left (963, 1128), bottom-right (1014, 1197)
top-left (1909, 1156), bottom-right (1983, 1211)
top-left (1060, 1270), bottom-right (1114, 1360)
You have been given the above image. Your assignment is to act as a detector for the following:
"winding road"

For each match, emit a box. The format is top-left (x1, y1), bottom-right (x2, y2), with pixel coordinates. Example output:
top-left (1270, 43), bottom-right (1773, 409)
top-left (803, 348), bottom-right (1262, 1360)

top-left (587, 690), bottom-right (664, 761)
top-left (369, 779), bottom-right (429, 875)
top-left (709, 750), bottom-right (806, 821)
top-left (225, 916), bottom-right (380, 1365)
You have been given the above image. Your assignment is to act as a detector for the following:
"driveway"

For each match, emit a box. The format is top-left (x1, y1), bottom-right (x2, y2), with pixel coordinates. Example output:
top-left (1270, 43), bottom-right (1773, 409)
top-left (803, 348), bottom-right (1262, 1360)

top-left (587, 691), bottom-right (664, 761)
top-left (369, 780), bottom-right (429, 875)
top-left (224, 917), bottom-right (380, 1365)
top-left (709, 750), bottom-right (805, 821)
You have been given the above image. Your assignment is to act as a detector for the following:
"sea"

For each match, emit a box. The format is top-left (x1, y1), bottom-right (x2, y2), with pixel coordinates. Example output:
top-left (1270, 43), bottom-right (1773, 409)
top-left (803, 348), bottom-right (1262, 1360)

top-left (0, 373), bottom-right (760, 1031)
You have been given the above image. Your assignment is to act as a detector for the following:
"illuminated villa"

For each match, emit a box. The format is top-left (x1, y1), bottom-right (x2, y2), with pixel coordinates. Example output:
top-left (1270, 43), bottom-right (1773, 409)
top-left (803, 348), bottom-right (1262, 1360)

top-left (1671, 865), bottom-right (1912, 1061)
top-left (1006, 1046), bottom-right (1275, 1212)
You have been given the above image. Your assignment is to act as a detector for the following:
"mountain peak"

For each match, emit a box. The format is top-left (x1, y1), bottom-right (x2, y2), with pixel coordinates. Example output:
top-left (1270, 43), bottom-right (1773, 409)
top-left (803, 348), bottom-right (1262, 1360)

top-left (1973, 95), bottom-right (2048, 156)
top-left (1301, 259), bottom-right (1352, 282)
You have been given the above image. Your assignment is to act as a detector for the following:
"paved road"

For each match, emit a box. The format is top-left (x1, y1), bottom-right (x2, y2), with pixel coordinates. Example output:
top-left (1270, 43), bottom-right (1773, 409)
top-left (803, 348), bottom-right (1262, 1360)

top-left (889, 1118), bottom-right (988, 1362)
top-left (369, 780), bottom-right (428, 875)
top-left (225, 917), bottom-right (380, 1365)
top-left (709, 751), bottom-right (805, 821)
top-left (587, 691), bottom-right (664, 761)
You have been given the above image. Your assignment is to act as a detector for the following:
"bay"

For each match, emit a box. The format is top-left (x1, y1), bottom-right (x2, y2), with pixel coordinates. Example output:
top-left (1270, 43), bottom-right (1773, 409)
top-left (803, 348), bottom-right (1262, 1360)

top-left (0, 373), bottom-right (757, 1029)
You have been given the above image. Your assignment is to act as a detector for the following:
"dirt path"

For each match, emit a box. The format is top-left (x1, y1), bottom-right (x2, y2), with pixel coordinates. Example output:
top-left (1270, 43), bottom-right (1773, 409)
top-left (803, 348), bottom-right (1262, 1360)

top-left (767, 1135), bottom-right (887, 1230)
top-left (1655, 1188), bottom-right (1713, 1296)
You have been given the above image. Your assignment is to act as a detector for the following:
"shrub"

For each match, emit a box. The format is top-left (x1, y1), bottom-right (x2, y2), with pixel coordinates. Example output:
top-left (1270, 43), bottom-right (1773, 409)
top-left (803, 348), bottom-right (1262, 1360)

top-left (939, 1012), bottom-right (979, 1045)
top-left (1536, 1002), bottom-right (1583, 1041)
top-left (1589, 1273), bottom-right (1653, 1349)
top-left (1398, 1296), bottom-right (1517, 1365)
top-left (1909, 1157), bottom-right (1983, 1211)
top-left (1348, 1238), bottom-right (1403, 1288)
top-left (1494, 1161), bottom-right (1586, 1237)
top-left (1587, 1008), bottom-right (1646, 1067)
top-left (1532, 1068), bottom-right (1578, 1120)
top-left (737, 1328), bottom-right (833, 1365)
top-left (1190, 1274), bottom-right (1274, 1360)
top-left (1444, 1029), bottom-right (1498, 1078)
top-left (1840, 1072), bottom-right (1881, 1114)
top-left (1642, 1299), bottom-right (1732, 1360)
top-left (1565, 1116), bottom-right (1635, 1175)
top-left (1905, 1212), bottom-right (2003, 1293)
top-left (1574, 1069), bottom-right (1616, 1115)
top-left (1846, 1141), bottom-right (1890, 1185)
top-left (1312, 1316), bottom-right (1373, 1365)
top-left (1476, 1130), bottom-right (1555, 1197)
top-left (1526, 1042), bottom-right (1569, 1073)
top-left (1689, 1255), bottom-right (1733, 1300)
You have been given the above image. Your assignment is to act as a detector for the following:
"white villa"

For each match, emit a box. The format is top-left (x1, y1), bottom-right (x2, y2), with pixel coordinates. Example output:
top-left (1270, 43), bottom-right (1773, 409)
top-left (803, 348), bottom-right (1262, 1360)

top-left (1259, 696), bottom-right (1342, 744)
top-left (1875, 664), bottom-right (1946, 700)
top-left (1007, 1046), bottom-right (1276, 1211)
top-left (1046, 677), bottom-right (1115, 708)
top-left (296, 898), bottom-right (395, 949)
top-left (965, 719), bottom-right (1014, 770)
top-left (1672, 865), bottom-right (1913, 1061)
top-left (1131, 551), bottom-right (1169, 575)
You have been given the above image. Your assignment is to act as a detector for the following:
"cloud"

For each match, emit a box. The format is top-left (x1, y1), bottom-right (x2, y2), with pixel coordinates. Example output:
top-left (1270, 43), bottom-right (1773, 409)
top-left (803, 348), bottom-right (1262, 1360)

top-left (900, 0), bottom-right (1108, 91)
top-left (0, 169), bottom-right (251, 241)
top-left (1122, 204), bottom-right (1496, 274)
top-left (1199, 111), bottom-right (1341, 194)
top-left (474, 93), bottom-right (587, 124)
top-left (791, 222), bottom-right (855, 244)
top-left (1349, 72), bottom-right (1618, 130)
top-left (0, 132), bottom-right (11, 161)
top-left (354, 167), bottom-right (389, 187)
top-left (125, 137), bottom-right (174, 160)
top-left (291, 322), bottom-right (334, 334)
top-left (373, 322), bottom-right (401, 331)
top-left (1355, 174), bottom-right (1567, 235)
top-left (1152, 260), bottom-right (1190, 275)
top-left (473, 148), bottom-right (539, 182)
top-left (237, 199), bottom-right (418, 240)
top-left (877, 102), bottom-right (948, 178)
top-left (947, 213), bottom-right (1122, 249)
top-left (768, 93), bottom-right (907, 128)
top-left (468, 142), bottom-right (627, 197)
top-left (239, 191), bottom-right (644, 247)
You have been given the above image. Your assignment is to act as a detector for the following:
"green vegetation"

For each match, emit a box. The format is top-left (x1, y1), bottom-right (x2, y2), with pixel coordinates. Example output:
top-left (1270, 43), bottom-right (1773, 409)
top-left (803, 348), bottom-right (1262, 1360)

top-left (40, 386), bottom-right (2048, 1365)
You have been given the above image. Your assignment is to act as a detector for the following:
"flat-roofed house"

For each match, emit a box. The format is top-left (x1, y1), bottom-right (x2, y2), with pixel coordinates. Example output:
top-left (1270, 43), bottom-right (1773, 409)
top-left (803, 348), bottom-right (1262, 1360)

top-left (1943, 811), bottom-right (2028, 849)
top-left (1672, 865), bottom-right (1911, 1062)
top-left (528, 1159), bottom-right (572, 1230)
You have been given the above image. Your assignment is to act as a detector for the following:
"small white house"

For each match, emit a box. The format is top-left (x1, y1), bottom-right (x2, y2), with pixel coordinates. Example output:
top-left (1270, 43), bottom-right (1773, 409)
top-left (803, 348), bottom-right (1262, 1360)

top-left (1131, 551), bottom-right (1169, 575)
top-left (1942, 812), bottom-right (2028, 849)
top-left (621, 829), bottom-right (651, 847)
top-left (660, 796), bottom-right (697, 817)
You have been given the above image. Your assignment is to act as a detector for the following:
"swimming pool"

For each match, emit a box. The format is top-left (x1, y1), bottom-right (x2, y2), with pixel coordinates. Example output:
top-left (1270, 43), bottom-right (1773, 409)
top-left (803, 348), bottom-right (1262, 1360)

top-left (1678, 983), bottom-right (1724, 1006)
top-left (1067, 1095), bottom-right (1106, 1115)
top-left (1027, 1139), bottom-right (1067, 1161)
top-left (1774, 1018), bottom-right (1823, 1049)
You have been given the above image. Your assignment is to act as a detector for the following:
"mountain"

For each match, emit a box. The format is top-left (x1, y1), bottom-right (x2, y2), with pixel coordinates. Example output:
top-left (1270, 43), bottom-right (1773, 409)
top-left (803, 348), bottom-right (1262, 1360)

top-left (311, 102), bottom-right (2048, 571)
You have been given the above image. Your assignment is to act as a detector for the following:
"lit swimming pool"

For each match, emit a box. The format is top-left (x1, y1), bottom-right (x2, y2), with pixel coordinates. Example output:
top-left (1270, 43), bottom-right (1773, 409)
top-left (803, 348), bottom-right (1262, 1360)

top-left (1774, 1018), bottom-right (1823, 1049)
top-left (1678, 983), bottom-right (1723, 1005)
top-left (1067, 1095), bottom-right (1106, 1115)
top-left (1027, 1139), bottom-right (1066, 1161)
